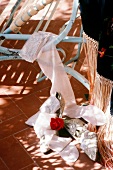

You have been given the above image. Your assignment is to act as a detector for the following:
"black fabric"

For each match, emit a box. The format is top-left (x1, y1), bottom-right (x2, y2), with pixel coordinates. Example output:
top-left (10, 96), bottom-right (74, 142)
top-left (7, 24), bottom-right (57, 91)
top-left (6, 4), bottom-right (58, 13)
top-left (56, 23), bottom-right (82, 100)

top-left (79, 0), bottom-right (105, 41)
top-left (79, 0), bottom-right (113, 106)
top-left (79, 0), bottom-right (113, 40)
top-left (97, 17), bottom-right (113, 81)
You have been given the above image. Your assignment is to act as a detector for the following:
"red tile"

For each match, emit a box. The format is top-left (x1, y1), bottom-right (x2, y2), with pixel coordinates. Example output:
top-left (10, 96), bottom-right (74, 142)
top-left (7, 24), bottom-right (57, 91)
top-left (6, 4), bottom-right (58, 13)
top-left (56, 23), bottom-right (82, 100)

top-left (14, 127), bottom-right (39, 148)
top-left (17, 78), bottom-right (51, 96)
top-left (26, 141), bottom-right (81, 170)
top-left (70, 77), bottom-right (89, 104)
top-left (0, 85), bottom-right (12, 94)
top-left (0, 96), bottom-right (22, 121)
top-left (47, 20), bottom-right (66, 35)
top-left (3, 84), bottom-right (34, 96)
top-left (0, 60), bottom-right (39, 84)
top-left (34, 86), bottom-right (51, 103)
top-left (14, 94), bottom-right (42, 118)
top-left (0, 158), bottom-right (8, 170)
top-left (20, 163), bottom-right (41, 170)
top-left (0, 136), bottom-right (33, 170)
top-left (0, 114), bottom-right (28, 139)
top-left (0, 81), bottom-right (50, 101)
top-left (0, 63), bottom-right (51, 97)
top-left (27, 143), bottom-right (105, 170)
top-left (73, 144), bottom-right (105, 170)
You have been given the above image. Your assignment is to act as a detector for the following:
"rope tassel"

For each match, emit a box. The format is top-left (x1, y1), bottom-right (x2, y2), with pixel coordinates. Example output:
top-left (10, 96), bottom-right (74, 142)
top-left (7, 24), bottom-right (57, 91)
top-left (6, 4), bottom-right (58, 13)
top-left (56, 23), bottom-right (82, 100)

top-left (83, 32), bottom-right (113, 169)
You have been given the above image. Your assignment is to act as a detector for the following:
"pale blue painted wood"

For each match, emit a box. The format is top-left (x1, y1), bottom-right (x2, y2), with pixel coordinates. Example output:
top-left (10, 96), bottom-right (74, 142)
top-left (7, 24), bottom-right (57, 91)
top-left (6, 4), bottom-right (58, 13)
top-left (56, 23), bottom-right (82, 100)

top-left (0, 0), bottom-right (88, 88)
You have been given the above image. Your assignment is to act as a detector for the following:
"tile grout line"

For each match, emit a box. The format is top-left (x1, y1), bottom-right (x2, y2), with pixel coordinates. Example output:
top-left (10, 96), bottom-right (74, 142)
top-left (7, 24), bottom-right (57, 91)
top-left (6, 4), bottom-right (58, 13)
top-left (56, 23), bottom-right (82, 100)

top-left (0, 113), bottom-right (24, 123)
top-left (4, 90), bottom-right (37, 111)
top-left (19, 162), bottom-right (42, 170)
top-left (4, 90), bottom-right (30, 119)
top-left (0, 157), bottom-right (9, 170)
top-left (0, 128), bottom-right (28, 141)
top-left (13, 135), bottom-right (41, 169)
top-left (3, 89), bottom-right (50, 120)
top-left (0, 127), bottom-right (29, 141)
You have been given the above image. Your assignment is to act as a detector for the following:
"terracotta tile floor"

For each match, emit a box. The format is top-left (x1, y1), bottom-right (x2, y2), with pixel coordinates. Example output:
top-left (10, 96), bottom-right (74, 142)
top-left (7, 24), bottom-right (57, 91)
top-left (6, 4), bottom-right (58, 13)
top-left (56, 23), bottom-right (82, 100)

top-left (0, 0), bottom-right (106, 169)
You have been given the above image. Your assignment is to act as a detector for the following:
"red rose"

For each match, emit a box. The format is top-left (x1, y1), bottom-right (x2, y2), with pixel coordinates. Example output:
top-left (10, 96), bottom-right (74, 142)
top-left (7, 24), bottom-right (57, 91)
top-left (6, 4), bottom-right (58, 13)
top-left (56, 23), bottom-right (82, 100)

top-left (50, 117), bottom-right (64, 130)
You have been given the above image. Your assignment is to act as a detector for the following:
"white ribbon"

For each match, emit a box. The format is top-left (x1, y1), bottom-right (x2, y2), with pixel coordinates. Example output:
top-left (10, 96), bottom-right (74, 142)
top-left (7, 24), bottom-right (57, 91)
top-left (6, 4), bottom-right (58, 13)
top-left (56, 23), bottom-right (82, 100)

top-left (22, 31), bottom-right (107, 162)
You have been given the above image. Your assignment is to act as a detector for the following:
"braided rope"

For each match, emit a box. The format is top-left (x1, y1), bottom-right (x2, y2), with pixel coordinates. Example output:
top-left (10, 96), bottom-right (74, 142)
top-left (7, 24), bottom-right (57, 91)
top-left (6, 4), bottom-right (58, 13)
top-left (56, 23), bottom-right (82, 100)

top-left (9, 0), bottom-right (53, 32)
